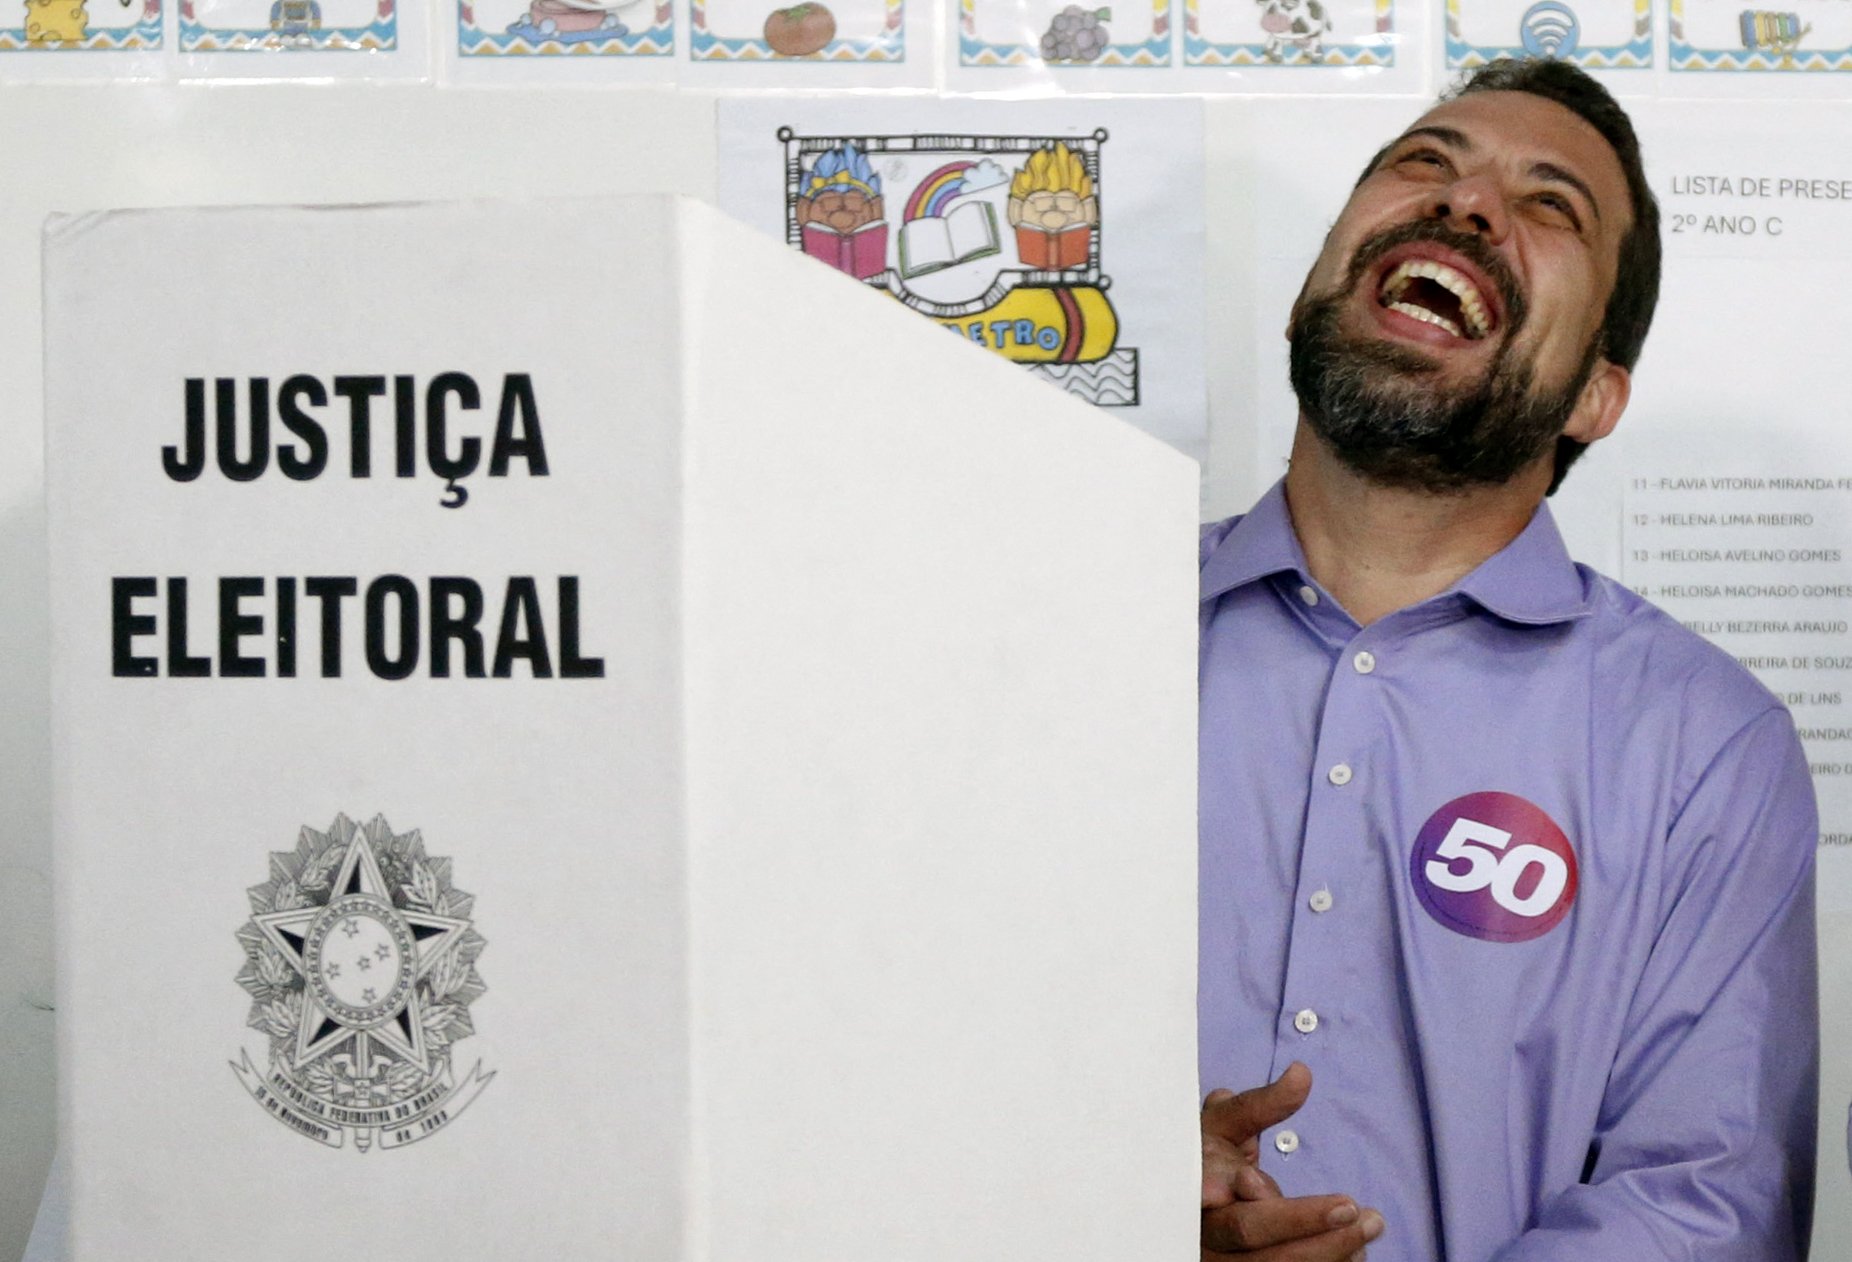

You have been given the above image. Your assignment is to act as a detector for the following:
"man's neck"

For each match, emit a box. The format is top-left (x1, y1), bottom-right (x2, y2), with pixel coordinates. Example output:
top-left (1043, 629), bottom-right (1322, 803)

top-left (1281, 422), bottom-right (1550, 626)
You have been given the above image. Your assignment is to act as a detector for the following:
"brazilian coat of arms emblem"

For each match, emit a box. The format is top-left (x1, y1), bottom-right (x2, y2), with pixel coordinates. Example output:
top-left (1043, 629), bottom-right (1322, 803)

top-left (232, 814), bottom-right (494, 1150)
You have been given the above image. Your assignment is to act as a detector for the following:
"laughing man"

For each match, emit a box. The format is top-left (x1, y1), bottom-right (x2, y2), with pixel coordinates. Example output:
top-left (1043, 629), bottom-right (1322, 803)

top-left (1197, 58), bottom-right (1819, 1261)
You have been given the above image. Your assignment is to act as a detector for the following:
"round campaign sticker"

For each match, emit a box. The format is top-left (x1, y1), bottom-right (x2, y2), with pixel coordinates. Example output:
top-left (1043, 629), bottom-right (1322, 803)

top-left (1410, 792), bottom-right (1577, 943)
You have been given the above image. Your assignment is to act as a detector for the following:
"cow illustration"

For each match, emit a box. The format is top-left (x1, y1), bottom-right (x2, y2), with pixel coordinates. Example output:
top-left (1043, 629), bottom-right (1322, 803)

top-left (1256, 0), bottom-right (1330, 59)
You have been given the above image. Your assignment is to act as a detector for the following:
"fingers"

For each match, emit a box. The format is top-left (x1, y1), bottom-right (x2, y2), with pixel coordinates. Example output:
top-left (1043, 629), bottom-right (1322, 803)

top-left (1235, 1164), bottom-right (1281, 1200)
top-left (1200, 1224), bottom-right (1381, 1260)
top-left (1202, 1193), bottom-right (1359, 1252)
top-left (1202, 1136), bottom-right (1244, 1209)
top-left (1201, 1063), bottom-right (1313, 1147)
top-left (1200, 1066), bottom-right (1307, 1209)
top-left (1202, 1145), bottom-right (1282, 1208)
top-left (1201, 1199), bottom-right (1384, 1259)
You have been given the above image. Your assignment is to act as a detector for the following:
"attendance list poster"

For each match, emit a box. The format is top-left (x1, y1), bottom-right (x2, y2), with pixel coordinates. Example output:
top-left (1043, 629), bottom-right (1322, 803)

top-left (44, 202), bottom-right (691, 1260)
top-left (1608, 104), bottom-right (1852, 1253)
top-left (1616, 112), bottom-right (1852, 911)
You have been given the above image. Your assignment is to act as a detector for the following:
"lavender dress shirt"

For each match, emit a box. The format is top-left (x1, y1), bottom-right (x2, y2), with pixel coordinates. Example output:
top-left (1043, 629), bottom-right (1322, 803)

top-left (1199, 482), bottom-right (1818, 1261)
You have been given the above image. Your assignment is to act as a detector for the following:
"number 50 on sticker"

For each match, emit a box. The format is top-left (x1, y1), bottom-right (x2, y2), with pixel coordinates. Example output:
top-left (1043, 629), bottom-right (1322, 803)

top-left (1410, 792), bottom-right (1578, 943)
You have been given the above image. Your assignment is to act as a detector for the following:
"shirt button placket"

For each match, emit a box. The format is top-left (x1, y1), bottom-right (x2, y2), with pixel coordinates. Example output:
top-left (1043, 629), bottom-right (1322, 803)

top-left (1277, 631), bottom-right (1379, 1166)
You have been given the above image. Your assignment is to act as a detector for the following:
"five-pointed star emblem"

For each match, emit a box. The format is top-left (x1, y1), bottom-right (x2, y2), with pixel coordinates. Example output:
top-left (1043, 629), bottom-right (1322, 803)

top-left (253, 828), bottom-right (470, 1077)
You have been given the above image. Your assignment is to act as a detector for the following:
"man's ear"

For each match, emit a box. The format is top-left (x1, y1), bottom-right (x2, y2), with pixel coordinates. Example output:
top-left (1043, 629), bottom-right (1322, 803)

top-left (1562, 360), bottom-right (1630, 445)
top-left (1284, 275), bottom-right (1314, 342)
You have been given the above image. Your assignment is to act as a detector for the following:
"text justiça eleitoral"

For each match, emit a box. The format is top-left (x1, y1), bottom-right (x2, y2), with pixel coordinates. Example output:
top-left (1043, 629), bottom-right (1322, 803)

top-left (111, 373), bottom-right (606, 681)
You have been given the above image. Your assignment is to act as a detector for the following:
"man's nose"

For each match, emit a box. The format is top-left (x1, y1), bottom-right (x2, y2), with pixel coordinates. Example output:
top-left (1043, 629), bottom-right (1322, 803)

top-left (1429, 175), bottom-right (1510, 243)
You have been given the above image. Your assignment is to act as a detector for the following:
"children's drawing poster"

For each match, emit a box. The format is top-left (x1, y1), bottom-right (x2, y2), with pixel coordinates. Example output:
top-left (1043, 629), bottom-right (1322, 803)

top-left (180, 0), bottom-right (399, 54)
top-left (679, 0), bottom-right (924, 84)
top-left (946, 0), bottom-right (1423, 88)
top-left (957, 0), bottom-right (1172, 69)
top-left (0, 0), bottom-right (159, 53)
top-left (1446, 0), bottom-right (1650, 67)
top-left (454, 0), bottom-right (672, 59)
top-left (1183, 0), bottom-right (1396, 69)
top-left (717, 98), bottom-right (1207, 463)
top-left (1671, 0), bottom-right (1852, 71)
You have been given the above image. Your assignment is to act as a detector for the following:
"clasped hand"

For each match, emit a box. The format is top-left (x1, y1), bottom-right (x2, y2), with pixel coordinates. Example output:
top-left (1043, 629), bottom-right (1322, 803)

top-left (1201, 1062), bottom-right (1385, 1260)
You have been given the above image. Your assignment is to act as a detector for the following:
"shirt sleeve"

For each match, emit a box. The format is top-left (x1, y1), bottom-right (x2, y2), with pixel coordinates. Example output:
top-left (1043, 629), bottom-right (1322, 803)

top-left (1492, 705), bottom-right (1819, 1262)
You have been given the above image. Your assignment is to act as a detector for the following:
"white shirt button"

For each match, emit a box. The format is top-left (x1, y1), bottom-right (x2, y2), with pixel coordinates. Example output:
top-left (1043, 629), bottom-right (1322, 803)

top-left (1309, 889), bottom-right (1334, 913)
top-left (1294, 1008), bottom-right (1319, 1034)
top-left (1353, 650), bottom-right (1376, 674)
top-left (1328, 763), bottom-right (1352, 786)
top-left (1298, 585), bottom-right (1319, 606)
top-left (1275, 1129), bottom-right (1300, 1154)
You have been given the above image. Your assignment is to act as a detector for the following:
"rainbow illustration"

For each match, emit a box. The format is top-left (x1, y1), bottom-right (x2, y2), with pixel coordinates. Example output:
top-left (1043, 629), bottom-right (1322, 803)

top-left (905, 162), bottom-right (978, 220)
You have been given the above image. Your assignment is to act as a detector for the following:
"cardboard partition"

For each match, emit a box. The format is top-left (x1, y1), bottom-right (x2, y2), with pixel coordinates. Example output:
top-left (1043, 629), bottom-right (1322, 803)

top-left (44, 196), bottom-right (1198, 1260)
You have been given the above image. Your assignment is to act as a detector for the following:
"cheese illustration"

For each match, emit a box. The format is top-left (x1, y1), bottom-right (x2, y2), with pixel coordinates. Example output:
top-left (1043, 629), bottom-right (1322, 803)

top-left (25, 0), bottom-right (89, 41)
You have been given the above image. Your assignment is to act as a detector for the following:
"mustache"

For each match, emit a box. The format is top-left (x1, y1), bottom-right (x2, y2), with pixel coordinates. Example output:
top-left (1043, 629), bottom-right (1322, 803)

top-left (1341, 219), bottom-right (1527, 334)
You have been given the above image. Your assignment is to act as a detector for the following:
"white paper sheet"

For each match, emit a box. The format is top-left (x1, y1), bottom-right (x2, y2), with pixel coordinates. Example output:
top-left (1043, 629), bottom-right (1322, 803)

top-left (717, 96), bottom-right (1208, 463)
top-left (677, 0), bottom-right (928, 86)
top-left (181, 0), bottom-right (397, 51)
top-left (1671, 0), bottom-right (1852, 72)
top-left (1619, 107), bottom-right (1852, 911)
top-left (176, 0), bottom-right (428, 77)
top-left (447, 0), bottom-right (675, 68)
top-left (958, 0), bottom-right (1172, 68)
top-left (1444, 0), bottom-right (1651, 68)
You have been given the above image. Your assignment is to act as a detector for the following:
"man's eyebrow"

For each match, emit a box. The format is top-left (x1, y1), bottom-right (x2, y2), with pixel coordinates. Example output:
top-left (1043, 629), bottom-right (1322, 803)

top-left (1531, 161), bottom-right (1602, 224)
top-left (1391, 124), bottom-right (1472, 153)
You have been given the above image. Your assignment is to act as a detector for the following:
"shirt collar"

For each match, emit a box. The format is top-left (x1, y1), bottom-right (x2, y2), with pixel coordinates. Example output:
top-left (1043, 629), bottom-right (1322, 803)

top-left (1200, 481), bottom-right (1307, 605)
top-left (1450, 496), bottom-right (1592, 625)
top-left (1201, 479), bottom-right (1593, 626)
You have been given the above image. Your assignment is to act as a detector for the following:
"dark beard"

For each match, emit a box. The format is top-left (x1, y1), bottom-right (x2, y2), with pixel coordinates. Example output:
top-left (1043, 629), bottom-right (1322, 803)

top-left (1288, 221), bottom-right (1594, 493)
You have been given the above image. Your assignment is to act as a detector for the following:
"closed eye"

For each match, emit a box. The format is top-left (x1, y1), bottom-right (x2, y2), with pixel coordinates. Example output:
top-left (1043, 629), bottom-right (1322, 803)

top-left (1395, 147), bottom-right (1454, 177)
top-left (1530, 190), bottom-right (1584, 231)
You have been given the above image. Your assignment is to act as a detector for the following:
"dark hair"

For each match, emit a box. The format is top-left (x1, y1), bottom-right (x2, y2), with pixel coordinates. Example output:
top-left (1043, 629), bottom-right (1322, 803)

top-left (1444, 58), bottom-right (1661, 493)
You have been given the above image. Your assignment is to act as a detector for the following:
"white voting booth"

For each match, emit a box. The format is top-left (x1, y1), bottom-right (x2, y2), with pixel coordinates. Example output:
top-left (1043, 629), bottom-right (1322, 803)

top-left (42, 197), bottom-right (1199, 1260)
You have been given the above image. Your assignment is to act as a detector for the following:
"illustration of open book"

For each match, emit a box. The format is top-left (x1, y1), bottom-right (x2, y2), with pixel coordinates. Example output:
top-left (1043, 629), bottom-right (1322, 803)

top-left (802, 219), bottom-right (888, 280)
top-left (898, 202), bottom-right (1000, 279)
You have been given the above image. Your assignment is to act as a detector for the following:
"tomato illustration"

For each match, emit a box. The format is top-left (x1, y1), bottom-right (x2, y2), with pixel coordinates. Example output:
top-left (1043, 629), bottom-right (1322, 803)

top-left (763, 1), bottom-right (834, 53)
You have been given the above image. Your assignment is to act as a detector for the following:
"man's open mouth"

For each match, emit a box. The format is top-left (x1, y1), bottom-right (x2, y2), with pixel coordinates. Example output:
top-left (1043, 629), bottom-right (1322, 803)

top-left (1377, 258), bottom-right (1494, 341)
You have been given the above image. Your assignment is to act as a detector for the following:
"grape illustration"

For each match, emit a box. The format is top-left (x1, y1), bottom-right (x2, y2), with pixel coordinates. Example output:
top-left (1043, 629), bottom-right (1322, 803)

top-left (1039, 4), bottom-right (1111, 61)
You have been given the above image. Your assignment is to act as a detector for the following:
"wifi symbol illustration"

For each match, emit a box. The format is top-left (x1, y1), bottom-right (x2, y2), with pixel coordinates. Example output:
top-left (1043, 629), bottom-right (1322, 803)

top-left (1519, 0), bottom-right (1580, 56)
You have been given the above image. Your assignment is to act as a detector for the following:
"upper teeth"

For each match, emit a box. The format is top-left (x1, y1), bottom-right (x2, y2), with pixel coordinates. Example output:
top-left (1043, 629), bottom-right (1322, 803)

top-left (1381, 259), bottom-right (1492, 339)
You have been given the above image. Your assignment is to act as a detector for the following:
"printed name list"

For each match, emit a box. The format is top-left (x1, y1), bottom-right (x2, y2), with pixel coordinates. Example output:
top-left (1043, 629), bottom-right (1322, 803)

top-left (1626, 473), bottom-right (1852, 848)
